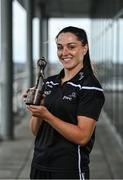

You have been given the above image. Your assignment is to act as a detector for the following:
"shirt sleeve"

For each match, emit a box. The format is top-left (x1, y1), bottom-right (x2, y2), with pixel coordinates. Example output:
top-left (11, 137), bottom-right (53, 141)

top-left (77, 89), bottom-right (105, 121)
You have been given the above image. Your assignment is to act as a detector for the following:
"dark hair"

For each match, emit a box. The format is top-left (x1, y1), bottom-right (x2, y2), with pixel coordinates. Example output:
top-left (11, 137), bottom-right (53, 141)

top-left (56, 26), bottom-right (93, 73)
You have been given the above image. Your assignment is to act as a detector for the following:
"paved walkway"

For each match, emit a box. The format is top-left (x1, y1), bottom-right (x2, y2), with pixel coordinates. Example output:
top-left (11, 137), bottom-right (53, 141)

top-left (0, 111), bottom-right (123, 179)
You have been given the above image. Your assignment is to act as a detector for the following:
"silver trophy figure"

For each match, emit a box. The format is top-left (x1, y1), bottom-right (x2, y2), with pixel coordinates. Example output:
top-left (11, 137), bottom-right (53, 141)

top-left (25, 57), bottom-right (47, 105)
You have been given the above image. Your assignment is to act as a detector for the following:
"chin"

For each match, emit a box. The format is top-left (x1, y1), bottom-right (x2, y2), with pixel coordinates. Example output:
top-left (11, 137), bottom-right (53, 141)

top-left (64, 66), bottom-right (74, 70)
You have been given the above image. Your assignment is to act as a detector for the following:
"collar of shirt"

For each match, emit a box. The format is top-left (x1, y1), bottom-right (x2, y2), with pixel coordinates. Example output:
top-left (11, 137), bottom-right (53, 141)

top-left (56, 66), bottom-right (92, 84)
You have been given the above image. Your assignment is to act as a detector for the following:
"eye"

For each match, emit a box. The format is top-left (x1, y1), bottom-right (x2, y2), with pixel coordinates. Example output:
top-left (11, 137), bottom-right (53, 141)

top-left (57, 45), bottom-right (63, 51)
top-left (68, 45), bottom-right (76, 50)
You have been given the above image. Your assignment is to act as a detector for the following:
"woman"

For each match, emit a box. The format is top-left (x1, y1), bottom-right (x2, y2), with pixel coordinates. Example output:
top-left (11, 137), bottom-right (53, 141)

top-left (25, 26), bottom-right (105, 179)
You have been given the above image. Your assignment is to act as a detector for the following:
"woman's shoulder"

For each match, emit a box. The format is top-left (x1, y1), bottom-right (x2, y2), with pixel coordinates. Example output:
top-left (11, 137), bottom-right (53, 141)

top-left (80, 73), bottom-right (105, 104)
top-left (82, 73), bottom-right (103, 89)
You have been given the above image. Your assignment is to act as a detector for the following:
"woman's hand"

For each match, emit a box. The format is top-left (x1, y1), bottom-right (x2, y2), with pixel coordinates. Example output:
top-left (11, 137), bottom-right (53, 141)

top-left (27, 105), bottom-right (96, 145)
top-left (27, 104), bottom-right (47, 136)
top-left (27, 105), bottom-right (49, 119)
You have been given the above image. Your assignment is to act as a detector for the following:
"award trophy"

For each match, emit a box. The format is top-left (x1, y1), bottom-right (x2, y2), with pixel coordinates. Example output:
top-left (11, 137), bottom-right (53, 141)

top-left (25, 57), bottom-right (47, 105)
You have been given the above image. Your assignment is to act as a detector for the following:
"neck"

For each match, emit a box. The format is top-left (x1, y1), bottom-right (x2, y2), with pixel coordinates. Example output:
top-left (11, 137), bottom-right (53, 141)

top-left (62, 64), bottom-right (83, 83)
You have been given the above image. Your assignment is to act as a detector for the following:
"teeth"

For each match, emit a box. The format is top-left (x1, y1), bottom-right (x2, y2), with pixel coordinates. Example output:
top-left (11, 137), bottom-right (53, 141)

top-left (63, 58), bottom-right (71, 61)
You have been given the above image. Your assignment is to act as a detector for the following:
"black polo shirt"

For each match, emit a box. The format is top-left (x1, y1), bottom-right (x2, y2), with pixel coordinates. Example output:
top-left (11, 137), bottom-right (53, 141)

top-left (31, 67), bottom-right (105, 173)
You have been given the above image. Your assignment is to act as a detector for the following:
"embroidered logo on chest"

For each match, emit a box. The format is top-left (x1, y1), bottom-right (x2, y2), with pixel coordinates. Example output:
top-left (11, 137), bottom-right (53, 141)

top-left (79, 72), bottom-right (84, 80)
top-left (44, 90), bottom-right (52, 96)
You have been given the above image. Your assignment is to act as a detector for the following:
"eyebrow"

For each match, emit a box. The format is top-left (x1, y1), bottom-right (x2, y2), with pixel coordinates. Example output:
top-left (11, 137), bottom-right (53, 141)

top-left (56, 42), bottom-right (79, 46)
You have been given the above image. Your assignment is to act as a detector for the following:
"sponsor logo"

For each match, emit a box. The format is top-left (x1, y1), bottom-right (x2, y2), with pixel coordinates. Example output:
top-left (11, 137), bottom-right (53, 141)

top-left (63, 92), bottom-right (76, 101)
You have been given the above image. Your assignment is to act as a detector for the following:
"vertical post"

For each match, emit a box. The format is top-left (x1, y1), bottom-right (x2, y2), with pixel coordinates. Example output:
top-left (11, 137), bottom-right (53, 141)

top-left (41, 18), bottom-right (49, 59)
top-left (25, 0), bottom-right (33, 87)
top-left (0, 0), bottom-right (13, 139)
top-left (38, 4), bottom-right (49, 77)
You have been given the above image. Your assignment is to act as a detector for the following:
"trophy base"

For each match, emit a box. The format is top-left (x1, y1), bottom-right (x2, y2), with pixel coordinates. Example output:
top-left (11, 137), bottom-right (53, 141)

top-left (25, 89), bottom-right (43, 105)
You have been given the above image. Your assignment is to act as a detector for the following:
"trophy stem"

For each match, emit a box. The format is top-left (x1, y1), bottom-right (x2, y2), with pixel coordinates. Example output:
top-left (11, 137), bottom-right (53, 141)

top-left (35, 76), bottom-right (40, 89)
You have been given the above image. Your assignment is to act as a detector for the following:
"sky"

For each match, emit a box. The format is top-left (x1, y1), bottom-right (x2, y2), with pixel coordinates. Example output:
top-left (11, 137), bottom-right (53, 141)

top-left (13, 0), bottom-right (27, 62)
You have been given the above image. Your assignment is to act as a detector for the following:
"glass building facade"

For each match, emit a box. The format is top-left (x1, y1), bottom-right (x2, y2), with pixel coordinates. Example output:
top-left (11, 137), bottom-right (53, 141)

top-left (0, 0), bottom-right (123, 142)
top-left (91, 13), bottom-right (123, 140)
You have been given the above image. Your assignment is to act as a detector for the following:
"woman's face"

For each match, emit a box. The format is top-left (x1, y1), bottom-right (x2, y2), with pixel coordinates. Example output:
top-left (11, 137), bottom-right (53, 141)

top-left (56, 32), bottom-right (88, 70)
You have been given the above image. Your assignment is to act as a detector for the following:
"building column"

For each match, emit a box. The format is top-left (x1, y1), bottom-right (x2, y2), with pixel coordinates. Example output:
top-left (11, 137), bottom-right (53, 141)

top-left (38, 5), bottom-right (49, 77)
top-left (0, 0), bottom-right (13, 139)
top-left (25, 0), bottom-right (34, 87)
top-left (40, 18), bottom-right (49, 59)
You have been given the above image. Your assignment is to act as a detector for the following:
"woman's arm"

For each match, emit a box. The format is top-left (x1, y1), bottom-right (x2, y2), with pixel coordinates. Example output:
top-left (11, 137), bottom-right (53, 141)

top-left (44, 112), bottom-right (96, 146)
top-left (29, 116), bottom-right (43, 136)
top-left (27, 105), bottom-right (96, 145)
top-left (22, 88), bottom-right (44, 136)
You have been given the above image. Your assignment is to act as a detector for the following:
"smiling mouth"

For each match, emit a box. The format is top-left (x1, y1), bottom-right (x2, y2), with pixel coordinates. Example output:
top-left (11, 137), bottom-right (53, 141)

top-left (62, 58), bottom-right (72, 62)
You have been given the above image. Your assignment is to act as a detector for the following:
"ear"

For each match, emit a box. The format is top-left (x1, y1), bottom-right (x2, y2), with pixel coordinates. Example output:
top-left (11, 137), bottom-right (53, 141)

top-left (82, 44), bottom-right (88, 55)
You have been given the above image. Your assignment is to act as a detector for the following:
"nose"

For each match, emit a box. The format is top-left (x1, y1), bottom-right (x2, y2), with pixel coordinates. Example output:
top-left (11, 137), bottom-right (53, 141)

top-left (62, 47), bottom-right (69, 56)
